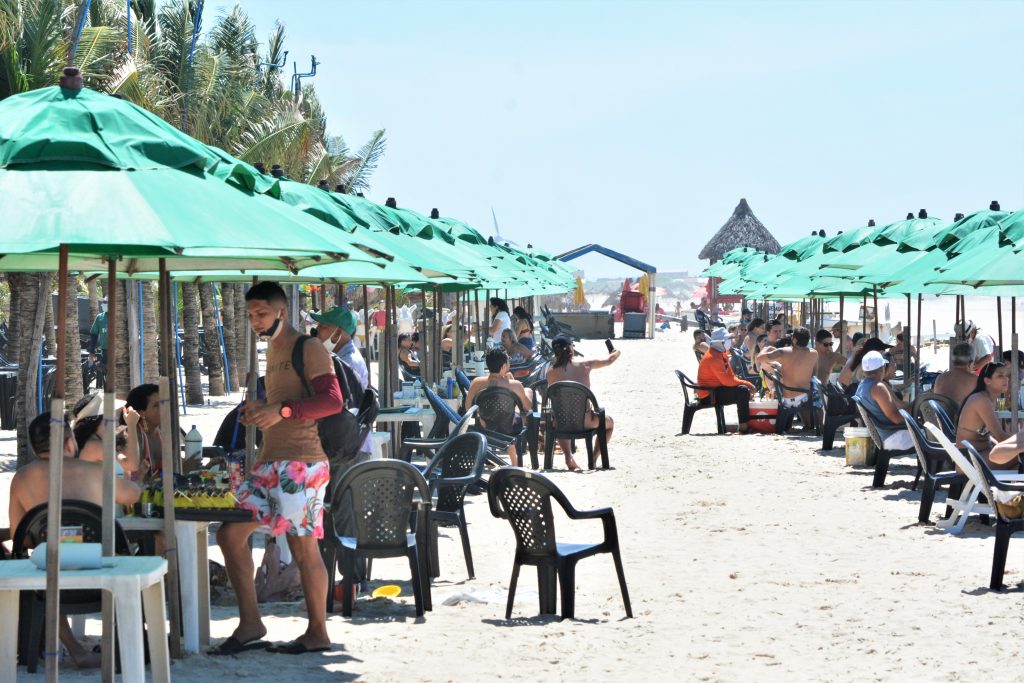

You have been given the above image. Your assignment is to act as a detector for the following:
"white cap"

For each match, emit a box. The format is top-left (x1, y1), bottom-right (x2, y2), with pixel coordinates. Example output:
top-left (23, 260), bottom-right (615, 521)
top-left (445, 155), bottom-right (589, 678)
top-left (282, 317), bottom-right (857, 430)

top-left (861, 350), bottom-right (888, 372)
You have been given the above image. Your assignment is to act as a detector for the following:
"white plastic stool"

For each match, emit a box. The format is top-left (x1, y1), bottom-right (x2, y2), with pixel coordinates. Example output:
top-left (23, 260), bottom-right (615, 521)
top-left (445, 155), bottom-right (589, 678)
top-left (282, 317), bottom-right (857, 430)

top-left (370, 432), bottom-right (390, 459)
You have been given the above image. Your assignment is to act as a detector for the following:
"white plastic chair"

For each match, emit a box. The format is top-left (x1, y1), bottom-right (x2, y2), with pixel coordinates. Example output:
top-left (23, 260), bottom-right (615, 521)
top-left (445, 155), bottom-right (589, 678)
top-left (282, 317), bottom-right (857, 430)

top-left (925, 423), bottom-right (1024, 533)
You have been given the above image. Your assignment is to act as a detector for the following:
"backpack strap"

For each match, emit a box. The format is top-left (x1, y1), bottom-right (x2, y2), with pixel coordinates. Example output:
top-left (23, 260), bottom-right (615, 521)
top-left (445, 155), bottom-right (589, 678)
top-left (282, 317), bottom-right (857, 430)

top-left (291, 335), bottom-right (314, 397)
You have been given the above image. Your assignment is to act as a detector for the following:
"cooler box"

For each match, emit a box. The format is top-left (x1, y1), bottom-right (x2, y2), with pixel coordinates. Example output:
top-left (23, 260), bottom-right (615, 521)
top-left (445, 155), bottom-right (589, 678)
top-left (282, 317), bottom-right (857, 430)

top-left (622, 312), bottom-right (647, 339)
top-left (619, 290), bottom-right (645, 314)
top-left (748, 400), bottom-right (777, 434)
top-left (844, 427), bottom-right (875, 466)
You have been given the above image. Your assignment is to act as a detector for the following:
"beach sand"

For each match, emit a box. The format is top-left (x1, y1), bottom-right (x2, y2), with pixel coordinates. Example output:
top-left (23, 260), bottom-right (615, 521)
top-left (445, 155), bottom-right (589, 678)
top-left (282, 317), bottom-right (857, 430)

top-left (2, 329), bottom-right (1024, 681)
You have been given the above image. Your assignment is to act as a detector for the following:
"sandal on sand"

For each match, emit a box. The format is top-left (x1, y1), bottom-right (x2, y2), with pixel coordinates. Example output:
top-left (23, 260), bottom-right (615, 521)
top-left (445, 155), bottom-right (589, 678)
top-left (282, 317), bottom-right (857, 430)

top-left (207, 636), bottom-right (270, 656)
top-left (267, 641), bottom-right (331, 655)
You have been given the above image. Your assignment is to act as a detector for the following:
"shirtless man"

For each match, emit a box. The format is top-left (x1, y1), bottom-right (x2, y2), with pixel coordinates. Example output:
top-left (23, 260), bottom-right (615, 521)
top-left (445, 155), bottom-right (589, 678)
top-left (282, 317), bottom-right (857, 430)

top-left (814, 329), bottom-right (846, 385)
top-left (9, 412), bottom-right (142, 669)
top-left (465, 347), bottom-right (534, 467)
top-left (933, 342), bottom-right (977, 408)
top-left (545, 334), bottom-right (619, 471)
top-left (757, 327), bottom-right (819, 428)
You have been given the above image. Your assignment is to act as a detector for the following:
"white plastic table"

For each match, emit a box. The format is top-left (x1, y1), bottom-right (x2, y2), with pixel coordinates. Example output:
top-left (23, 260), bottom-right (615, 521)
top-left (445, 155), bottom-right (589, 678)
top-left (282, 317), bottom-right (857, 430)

top-left (0, 556), bottom-right (169, 683)
top-left (120, 517), bottom-right (210, 653)
top-left (376, 407), bottom-right (437, 457)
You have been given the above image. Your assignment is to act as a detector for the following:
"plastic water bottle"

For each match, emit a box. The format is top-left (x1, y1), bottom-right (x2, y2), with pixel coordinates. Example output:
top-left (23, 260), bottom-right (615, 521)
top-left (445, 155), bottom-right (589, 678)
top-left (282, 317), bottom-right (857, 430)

top-left (185, 424), bottom-right (203, 460)
top-left (413, 378), bottom-right (423, 398)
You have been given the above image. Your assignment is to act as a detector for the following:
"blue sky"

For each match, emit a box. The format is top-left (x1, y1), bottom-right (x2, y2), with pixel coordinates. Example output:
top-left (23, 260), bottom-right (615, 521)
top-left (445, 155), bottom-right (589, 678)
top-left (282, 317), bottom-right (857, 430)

top-left (206, 0), bottom-right (1024, 278)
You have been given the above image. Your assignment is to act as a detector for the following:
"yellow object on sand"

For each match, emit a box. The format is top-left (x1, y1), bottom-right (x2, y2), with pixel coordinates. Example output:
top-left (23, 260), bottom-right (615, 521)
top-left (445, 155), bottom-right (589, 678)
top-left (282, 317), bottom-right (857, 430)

top-left (372, 585), bottom-right (402, 599)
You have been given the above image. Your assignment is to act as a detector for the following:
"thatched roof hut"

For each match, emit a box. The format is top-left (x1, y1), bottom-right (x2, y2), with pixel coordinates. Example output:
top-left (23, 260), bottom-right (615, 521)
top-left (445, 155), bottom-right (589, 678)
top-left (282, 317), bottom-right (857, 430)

top-left (699, 198), bottom-right (781, 262)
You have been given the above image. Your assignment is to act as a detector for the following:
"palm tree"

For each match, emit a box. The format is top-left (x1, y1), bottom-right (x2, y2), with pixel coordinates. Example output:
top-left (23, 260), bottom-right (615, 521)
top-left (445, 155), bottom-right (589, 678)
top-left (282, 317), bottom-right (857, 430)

top-left (198, 282), bottom-right (225, 395)
top-left (63, 273), bottom-right (84, 406)
top-left (180, 282), bottom-right (202, 405)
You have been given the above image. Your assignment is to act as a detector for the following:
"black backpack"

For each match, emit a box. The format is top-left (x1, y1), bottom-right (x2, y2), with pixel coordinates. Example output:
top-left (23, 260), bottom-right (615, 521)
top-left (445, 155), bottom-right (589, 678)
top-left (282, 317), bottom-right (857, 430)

top-left (291, 336), bottom-right (376, 466)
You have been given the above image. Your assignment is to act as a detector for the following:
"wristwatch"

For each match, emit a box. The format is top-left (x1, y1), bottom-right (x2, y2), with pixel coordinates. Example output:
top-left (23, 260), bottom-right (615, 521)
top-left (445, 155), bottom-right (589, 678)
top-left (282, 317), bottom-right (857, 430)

top-left (279, 403), bottom-right (293, 419)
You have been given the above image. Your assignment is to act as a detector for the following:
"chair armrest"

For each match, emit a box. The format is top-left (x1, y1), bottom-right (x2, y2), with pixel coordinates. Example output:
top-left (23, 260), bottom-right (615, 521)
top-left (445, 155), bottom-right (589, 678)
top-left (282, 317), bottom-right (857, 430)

top-left (564, 505), bottom-right (614, 521)
top-left (403, 438), bottom-right (447, 449)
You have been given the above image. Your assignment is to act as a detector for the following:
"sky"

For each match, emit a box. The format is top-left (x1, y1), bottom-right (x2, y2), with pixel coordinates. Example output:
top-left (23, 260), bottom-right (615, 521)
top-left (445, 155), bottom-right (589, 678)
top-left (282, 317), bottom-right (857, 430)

top-left (205, 0), bottom-right (1024, 279)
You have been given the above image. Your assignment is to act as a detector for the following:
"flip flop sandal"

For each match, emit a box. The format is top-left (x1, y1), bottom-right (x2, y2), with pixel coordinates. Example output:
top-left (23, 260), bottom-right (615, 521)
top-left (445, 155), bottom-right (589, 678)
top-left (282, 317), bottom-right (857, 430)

top-left (207, 637), bottom-right (270, 656)
top-left (267, 640), bottom-right (331, 655)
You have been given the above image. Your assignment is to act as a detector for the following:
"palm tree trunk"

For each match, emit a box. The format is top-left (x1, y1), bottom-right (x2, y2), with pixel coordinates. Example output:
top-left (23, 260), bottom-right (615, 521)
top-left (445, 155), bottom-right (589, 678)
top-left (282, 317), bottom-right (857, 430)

top-left (141, 281), bottom-right (159, 384)
top-left (199, 282), bottom-right (226, 396)
top-left (112, 281), bottom-right (131, 400)
top-left (181, 283), bottom-right (204, 405)
top-left (220, 283), bottom-right (238, 392)
top-left (42, 274), bottom-right (56, 358)
top-left (233, 283), bottom-right (248, 390)
top-left (63, 273), bottom-right (84, 406)
top-left (87, 277), bottom-right (100, 321)
top-left (9, 274), bottom-right (47, 466)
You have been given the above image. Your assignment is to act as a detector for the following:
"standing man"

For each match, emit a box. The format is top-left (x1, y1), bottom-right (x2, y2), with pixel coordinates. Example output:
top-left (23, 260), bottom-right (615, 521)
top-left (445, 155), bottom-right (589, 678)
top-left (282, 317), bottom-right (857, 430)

top-left (311, 305), bottom-right (372, 457)
top-left (959, 320), bottom-right (996, 374)
top-left (87, 296), bottom-right (108, 388)
top-left (212, 282), bottom-right (341, 656)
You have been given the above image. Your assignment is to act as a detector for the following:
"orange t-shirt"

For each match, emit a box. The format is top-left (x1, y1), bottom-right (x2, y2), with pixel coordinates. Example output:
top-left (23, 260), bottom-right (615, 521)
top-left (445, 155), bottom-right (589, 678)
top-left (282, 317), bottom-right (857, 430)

top-left (258, 333), bottom-right (334, 464)
top-left (696, 348), bottom-right (753, 399)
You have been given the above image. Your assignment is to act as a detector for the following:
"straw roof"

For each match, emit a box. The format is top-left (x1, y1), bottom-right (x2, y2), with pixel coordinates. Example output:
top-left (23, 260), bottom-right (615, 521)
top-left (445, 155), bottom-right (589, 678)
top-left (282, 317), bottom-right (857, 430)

top-left (699, 198), bottom-right (781, 262)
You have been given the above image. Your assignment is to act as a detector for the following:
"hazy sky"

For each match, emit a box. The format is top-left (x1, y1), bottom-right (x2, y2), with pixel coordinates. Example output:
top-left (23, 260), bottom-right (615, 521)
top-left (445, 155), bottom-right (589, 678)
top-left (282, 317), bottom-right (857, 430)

top-left (206, 0), bottom-right (1024, 279)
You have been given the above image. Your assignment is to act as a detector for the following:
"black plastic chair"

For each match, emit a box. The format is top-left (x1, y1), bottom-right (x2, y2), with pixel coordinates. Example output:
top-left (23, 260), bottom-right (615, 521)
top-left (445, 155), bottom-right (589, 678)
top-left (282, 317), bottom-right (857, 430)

top-left (329, 461), bottom-right (432, 617)
top-left (471, 386), bottom-right (538, 470)
top-left (821, 381), bottom-right (857, 450)
top-left (729, 349), bottom-right (761, 392)
top-left (12, 500), bottom-right (133, 673)
top-left (963, 443), bottom-right (1024, 590)
top-left (454, 367), bottom-right (472, 395)
top-left (922, 398), bottom-right (958, 441)
top-left (399, 386), bottom-right (476, 462)
top-left (675, 370), bottom-right (725, 435)
top-left (899, 409), bottom-right (965, 524)
top-left (423, 433), bottom-right (488, 579)
top-left (851, 396), bottom-right (917, 488)
top-left (488, 467), bottom-right (632, 621)
top-left (913, 392), bottom-right (959, 430)
top-left (542, 381), bottom-right (609, 471)
top-left (766, 371), bottom-right (820, 435)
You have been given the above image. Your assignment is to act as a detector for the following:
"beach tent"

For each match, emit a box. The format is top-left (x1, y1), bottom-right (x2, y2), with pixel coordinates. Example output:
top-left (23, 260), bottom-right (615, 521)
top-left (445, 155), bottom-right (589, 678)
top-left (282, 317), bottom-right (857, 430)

top-left (557, 244), bottom-right (658, 338)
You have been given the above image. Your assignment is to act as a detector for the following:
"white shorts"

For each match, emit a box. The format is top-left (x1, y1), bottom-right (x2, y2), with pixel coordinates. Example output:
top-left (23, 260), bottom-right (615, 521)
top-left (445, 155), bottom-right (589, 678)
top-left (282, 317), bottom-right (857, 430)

top-left (883, 430), bottom-right (914, 451)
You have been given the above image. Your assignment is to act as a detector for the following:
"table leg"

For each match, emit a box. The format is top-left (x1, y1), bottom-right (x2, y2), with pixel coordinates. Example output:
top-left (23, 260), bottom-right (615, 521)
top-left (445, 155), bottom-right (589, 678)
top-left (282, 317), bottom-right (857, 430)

top-left (112, 588), bottom-right (145, 683)
top-left (0, 590), bottom-right (18, 683)
top-left (175, 521), bottom-right (200, 653)
top-left (142, 580), bottom-right (171, 683)
top-left (196, 524), bottom-right (210, 647)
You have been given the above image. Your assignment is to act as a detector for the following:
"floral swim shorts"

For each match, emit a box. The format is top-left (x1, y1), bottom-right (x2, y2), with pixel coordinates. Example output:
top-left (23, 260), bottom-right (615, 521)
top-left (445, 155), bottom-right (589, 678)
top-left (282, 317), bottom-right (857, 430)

top-left (236, 460), bottom-right (329, 539)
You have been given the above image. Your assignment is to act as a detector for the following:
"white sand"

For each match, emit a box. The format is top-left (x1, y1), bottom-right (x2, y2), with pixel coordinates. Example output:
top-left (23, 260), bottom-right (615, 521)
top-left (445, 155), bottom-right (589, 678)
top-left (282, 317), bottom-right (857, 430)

top-left (2, 331), bottom-right (1024, 681)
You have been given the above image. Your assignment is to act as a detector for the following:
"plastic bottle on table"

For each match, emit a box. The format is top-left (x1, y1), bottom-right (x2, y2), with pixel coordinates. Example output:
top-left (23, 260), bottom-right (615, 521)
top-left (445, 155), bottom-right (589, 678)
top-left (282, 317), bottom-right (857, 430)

top-left (185, 424), bottom-right (203, 460)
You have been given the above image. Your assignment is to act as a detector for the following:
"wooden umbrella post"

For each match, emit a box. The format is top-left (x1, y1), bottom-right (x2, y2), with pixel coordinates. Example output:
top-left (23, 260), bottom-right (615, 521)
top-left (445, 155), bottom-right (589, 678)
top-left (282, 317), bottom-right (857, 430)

top-left (862, 294), bottom-right (867, 337)
top-left (44, 244), bottom-right (69, 683)
top-left (362, 285), bottom-right (370, 382)
top-left (1012, 332), bottom-right (1020, 449)
top-left (872, 285), bottom-right (879, 337)
top-left (474, 289), bottom-right (482, 351)
top-left (997, 296), bottom-right (1004, 354)
top-left (245, 277), bottom-right (258, 472)
top-left (905, 294), bottom-right (912, 390)
top-left (838, 295), bottom-right (845, 356)
top-left (158, 261), bottom-right (184, 659)
top-left (915, 294), bottom-right (923, 392)
top-left (100, 257), bottom-right (118, 680)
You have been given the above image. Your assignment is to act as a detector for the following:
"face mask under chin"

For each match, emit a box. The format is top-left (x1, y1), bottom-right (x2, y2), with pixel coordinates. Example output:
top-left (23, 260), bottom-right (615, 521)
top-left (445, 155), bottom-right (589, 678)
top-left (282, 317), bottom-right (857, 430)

top-left (258, 316), bottom-right (283, 341)
top-left (322, 332), bottom-right (341, 354)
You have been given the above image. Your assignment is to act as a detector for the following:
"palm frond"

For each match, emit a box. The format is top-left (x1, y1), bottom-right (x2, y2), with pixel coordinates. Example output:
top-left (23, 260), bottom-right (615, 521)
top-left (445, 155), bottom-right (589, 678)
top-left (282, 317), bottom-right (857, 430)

top-left (235, 114), bottom-right (307, 164)
top-left (343, 129), bottom-right (387, 193)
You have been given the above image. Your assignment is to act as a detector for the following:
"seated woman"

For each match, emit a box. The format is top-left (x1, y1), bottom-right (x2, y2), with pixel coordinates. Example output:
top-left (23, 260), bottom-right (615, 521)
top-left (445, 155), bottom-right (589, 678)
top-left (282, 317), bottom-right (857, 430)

top-left (838, 337), bottom-right (891, 387)
top-left (123, 383), bottom-right (162, 479)
top-left (398, 332), bottom-right (421, 376)
top-left (957, 362), bottom-right (1012, 465)
top-left (72, 393), bottom-right (141, 477)
top-left (692, 330), bottom-right (709, 360)
top-left (513, 306), bottom-right (536, 350)
top-left (501, 328), bottom-right (533, 365)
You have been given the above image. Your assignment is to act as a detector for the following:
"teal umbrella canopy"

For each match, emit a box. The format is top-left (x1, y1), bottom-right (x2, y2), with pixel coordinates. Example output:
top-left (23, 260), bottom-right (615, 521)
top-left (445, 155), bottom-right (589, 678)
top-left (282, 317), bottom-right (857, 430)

top-left (932, 209), bottom-right (1009, 251)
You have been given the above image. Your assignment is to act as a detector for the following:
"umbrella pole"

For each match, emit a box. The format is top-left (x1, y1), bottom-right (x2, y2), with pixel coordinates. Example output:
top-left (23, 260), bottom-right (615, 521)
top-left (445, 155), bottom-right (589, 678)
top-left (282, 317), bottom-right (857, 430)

top-left (100, 258), bottom-right (119, 681)
top-left (872, 286), bottom-right (879, 337)
top-left (838, 295), bottom-right (845, 357)
top-left (362, 286), bottom-right (371, 384)
top-left (159, 261), bottom-right (184, 659)
top-left (915, 294), bottom-right (923, 392)
top-left (245, 277), bottom-right (258, 471)
top-left (861, 295), bottom-right (867, 337)
top-left (474, 290), bottom-right (482, 351)
top-left (997, 296), bottom-right (1004, 354)
top-left (905, 294), bottom-right (912, 392)
top-left (44, 244), bottom-right (69, 683)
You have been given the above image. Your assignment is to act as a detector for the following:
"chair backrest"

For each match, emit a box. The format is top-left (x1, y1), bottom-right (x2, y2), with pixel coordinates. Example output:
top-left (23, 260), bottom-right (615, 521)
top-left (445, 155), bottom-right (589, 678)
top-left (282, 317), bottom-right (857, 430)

top-left (454, 367), bottom-right (472, 394)
top-left (12, 499), bottom-right (132, 557)
top-left (899, 408), bottom-right (945, 474)
top-left (423, 385), bottom-right (457, 439)
top-left (424, 433), bottom-right (487, 513)
top-left (544, 381), bottom-right (600, 433)
top-left (925, 399), bottom-right (957, 440)
top-left (488, 468), bottom-right (560, 557)
top-left (963, 442), bottom-right (1004, 521)
top-left (332, 460), bottom-right (430, 551)
top-left (914, 392), bottom-right (959, 429)
top-left (924, 422), bottom-right (984, 492)
top-left (851, 396), bottom-right (884, 449)
top-left (474, 386), bottom-right (526, 436)
top-left (675, 369), bottom-right (693, 405)
top-left (399, 365), bottom-right (418, 383)
top-left (454, 404), bottom-right (478, 436)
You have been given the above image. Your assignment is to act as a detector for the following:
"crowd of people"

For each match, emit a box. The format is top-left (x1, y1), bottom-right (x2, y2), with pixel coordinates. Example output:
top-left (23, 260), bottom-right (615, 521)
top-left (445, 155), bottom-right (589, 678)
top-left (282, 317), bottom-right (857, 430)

top-left (690, 310), bottom-right (1024, 471)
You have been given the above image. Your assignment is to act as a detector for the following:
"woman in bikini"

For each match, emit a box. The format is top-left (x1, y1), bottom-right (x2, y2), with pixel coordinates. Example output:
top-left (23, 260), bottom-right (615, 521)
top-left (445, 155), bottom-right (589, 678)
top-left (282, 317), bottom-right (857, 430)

top-left (957, 362), bottom-right (1012, 466)
top-left (72, 393), bottom-right (142, 477)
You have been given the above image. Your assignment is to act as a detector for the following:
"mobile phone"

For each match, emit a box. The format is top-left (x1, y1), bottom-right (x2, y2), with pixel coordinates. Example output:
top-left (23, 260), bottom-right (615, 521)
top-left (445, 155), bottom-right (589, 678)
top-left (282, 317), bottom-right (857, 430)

top-left (605, 339), bottom-right (615, 353)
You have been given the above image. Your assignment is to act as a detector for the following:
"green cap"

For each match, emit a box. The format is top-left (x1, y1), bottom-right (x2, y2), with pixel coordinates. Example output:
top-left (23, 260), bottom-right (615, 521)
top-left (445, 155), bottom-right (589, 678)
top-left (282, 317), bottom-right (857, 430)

top-left (310, 307), bottom-right (358, 335)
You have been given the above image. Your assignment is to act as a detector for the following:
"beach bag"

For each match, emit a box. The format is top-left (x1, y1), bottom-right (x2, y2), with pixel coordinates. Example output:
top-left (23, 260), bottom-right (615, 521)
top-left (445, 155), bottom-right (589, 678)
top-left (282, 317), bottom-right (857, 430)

top-left (254, 540), bottom-right (303, 603)
top-left (292, 335), bottom-right (365, 466)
